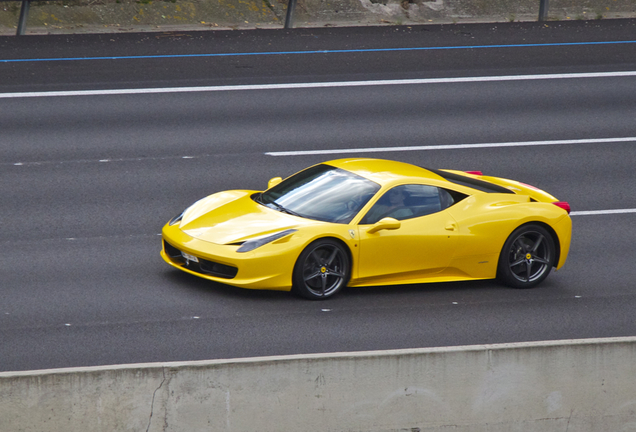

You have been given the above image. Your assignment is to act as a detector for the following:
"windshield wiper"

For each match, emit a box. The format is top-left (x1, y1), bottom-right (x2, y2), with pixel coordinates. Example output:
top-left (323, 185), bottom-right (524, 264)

top-left (269, 201), bottom-right (302, 217)
top-left (255, 192), bottom-right (302, 217)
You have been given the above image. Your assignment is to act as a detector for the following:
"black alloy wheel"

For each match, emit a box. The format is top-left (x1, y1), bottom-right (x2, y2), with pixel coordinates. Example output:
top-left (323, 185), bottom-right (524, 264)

top-left (292, 239), bottom-right (350, 300)
top-left (497, 224), bottom-right (556, 289)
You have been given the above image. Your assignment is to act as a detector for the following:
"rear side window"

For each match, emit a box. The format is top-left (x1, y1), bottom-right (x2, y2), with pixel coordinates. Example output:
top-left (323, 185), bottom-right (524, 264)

top-left (427, 168), bottom-right (514, 194)
top-left (360, 184), bottom-right (465, 224)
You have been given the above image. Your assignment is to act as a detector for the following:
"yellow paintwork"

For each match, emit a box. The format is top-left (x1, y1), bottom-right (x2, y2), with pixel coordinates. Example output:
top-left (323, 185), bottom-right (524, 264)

top-left (161, 158), bottom-right (572, 291)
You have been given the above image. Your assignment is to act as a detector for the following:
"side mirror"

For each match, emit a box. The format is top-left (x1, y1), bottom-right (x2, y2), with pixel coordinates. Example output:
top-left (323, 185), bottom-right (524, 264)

top-left (268, 177), bottom-right (282, 189)
top-left (367, 217), bottom-right (401, 234)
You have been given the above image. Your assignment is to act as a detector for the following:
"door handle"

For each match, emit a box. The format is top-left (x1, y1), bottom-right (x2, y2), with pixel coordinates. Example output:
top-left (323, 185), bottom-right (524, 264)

top-left (445, 223), bottom-right (457, 231)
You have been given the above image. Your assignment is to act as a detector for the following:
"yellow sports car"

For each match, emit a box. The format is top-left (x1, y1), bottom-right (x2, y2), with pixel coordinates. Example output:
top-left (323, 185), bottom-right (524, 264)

top-left (161, 159), bottom-right (571, 299)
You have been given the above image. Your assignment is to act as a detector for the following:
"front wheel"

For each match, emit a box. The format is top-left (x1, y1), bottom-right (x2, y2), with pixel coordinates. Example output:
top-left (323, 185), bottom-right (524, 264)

top-left (292, 239), bottom-right (350, 300)
top-left (497, 224), bottom-right (556, 289)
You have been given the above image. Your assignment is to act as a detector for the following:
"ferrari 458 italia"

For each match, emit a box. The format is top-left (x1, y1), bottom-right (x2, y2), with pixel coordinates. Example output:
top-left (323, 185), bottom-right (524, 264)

top-left (161, 159), bottom-right (571, 299)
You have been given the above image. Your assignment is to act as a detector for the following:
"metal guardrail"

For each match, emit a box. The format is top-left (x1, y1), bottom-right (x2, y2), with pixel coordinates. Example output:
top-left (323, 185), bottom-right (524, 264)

top-left (2, 0), bottom-right (552, 36)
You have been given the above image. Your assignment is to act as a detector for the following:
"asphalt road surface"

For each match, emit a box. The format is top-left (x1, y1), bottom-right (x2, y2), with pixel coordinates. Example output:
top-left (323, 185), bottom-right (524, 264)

top-left (1, 19), bottom-right (636, 372)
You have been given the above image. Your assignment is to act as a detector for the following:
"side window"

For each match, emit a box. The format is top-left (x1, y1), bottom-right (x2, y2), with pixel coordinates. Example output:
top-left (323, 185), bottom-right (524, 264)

top-left (361, 184), bottom-right (462, 224)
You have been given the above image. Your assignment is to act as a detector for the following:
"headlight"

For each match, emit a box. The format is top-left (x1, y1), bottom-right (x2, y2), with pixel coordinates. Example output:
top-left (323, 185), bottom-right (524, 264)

top-left (236, 229), bottom-right (297, 253)
top-left (169, 210), bottom-right (185, 226)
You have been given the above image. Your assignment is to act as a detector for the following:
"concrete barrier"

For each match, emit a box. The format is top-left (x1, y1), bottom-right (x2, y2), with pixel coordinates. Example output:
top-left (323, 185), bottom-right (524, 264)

top-left (2, 336), bottom-right (636, 431)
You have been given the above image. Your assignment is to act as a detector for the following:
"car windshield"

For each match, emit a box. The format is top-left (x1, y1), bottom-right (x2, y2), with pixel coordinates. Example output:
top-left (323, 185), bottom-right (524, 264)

top-left (257, 164), bottom-right (381, 224)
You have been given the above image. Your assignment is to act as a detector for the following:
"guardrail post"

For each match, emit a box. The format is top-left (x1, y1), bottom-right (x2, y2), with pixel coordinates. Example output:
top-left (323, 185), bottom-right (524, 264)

top-left (284, 0), bottom-right (297, 29)
top-left (17, 0), bottom-right (30, 35)
top-left (538, 0), bottom-right (549, 21)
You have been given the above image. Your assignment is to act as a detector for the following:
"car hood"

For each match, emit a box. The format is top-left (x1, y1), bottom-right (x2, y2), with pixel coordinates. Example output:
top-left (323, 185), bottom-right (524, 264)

top-left (178, 190), bottom-right (313, 244)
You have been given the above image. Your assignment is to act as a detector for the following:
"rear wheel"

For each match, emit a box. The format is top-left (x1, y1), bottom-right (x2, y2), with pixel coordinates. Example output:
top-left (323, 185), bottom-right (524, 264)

top-left (292, 239), bottom-right (350, 300)
top-left (497, 224), bottom-right (556, 289)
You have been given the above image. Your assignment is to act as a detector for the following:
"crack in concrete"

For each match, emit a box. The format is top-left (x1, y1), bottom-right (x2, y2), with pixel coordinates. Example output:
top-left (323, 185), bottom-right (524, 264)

top-left (146, 367), bottom-right (167, 432)
top-left (565, 408), bottom-right (574, 431)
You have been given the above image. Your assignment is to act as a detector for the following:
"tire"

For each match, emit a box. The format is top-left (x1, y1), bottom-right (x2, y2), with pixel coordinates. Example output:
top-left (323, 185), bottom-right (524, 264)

top-left (292, 239), bottom-right (350, 300)
top-left (497, 224), bottom-right (556, 289)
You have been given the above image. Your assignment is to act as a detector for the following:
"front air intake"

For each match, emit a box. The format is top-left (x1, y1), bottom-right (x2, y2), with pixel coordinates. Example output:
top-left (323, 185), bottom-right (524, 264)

top-left (163, 240), bottom-right (238, 279)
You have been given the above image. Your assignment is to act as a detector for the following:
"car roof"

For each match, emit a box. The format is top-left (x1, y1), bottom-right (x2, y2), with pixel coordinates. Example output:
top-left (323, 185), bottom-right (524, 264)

top-left (325, 158), bottom-right (444, 186)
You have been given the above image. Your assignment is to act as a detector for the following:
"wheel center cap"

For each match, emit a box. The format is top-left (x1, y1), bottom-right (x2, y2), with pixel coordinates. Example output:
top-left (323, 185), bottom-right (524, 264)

top-left (320, 266), bottom-right (327, 273)
top-left (526, 253), bottom-right (532, 260)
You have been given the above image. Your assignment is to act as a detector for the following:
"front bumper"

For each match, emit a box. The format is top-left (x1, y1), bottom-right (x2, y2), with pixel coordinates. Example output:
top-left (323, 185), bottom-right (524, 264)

top-left (161, 224), bottom-right (298, 291)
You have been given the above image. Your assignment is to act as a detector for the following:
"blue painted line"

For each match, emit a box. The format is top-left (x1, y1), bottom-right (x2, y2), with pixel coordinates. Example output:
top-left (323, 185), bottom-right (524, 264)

top-left (1, 40), bottom-right (636, 63)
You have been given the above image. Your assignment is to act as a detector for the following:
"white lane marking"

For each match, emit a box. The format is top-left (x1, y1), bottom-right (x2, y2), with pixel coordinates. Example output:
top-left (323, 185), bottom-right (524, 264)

top-left (7, 135), bottom-right (634, 165)
top-left (266, 137), bottom-right (636, 156)
top-left (1, 207), bottom-right (632, 245)
top-left (2, 71), bottom-right (636, 99)
top-left (4, 153), bottom-right (203, 167)
top-left (570, 209), bottom-right (636, 216)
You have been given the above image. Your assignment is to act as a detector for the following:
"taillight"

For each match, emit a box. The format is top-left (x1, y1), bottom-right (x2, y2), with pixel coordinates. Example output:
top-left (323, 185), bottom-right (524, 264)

top-left (465, 171), bottom-right (483, 175)
top-left (553, 201), bottom-right (571, 214)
